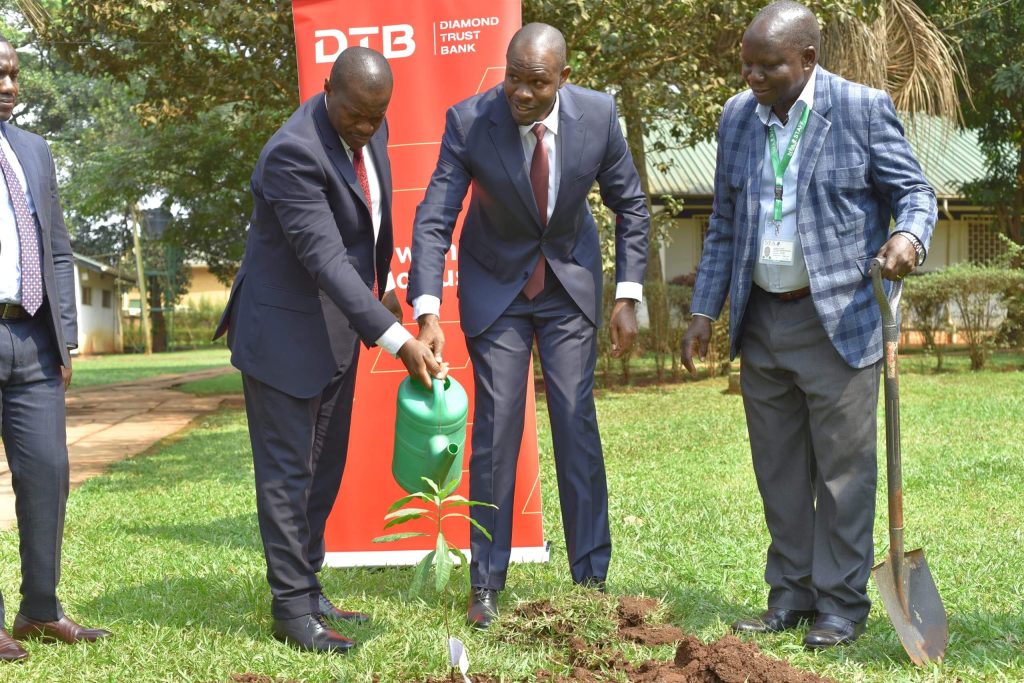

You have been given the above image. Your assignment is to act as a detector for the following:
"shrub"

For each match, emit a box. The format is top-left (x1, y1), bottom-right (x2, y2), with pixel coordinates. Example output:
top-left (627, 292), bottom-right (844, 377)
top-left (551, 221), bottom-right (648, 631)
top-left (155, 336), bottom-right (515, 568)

top-left (931, 264), bottom-right (1024, 370)
top-left (901, 272), bottom-right (952, 370)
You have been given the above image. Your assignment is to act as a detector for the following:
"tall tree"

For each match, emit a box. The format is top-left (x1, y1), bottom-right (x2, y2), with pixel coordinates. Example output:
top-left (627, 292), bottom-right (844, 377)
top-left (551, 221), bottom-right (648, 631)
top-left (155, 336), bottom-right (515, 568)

top-left (920, 0), bottom-right (1024, 243)
top-left (24, 0), bottom-right (297, 282)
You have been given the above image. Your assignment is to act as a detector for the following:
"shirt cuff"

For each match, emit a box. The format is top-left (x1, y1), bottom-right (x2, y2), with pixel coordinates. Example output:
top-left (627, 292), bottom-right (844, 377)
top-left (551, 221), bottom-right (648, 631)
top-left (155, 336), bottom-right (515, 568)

top-left (385, 272), bottom-right (396, 293)
top-left (691, 312), bottom-right (716, 322)
top-left (412, 294), bottom-right (441, 321)
top-left (376, 322), bottom-right (413, 357)
top-left (615, 281), bottom-right (643, 302)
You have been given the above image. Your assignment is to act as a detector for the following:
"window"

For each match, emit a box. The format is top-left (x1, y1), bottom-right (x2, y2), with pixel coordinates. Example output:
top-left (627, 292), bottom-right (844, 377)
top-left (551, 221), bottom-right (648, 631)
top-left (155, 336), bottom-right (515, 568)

top-left (968, 218), bottom-right (1008, 265)
top-left (81, 286), bottom-right (93, 306)
top-left (101, 289), bottom-right (112, 309)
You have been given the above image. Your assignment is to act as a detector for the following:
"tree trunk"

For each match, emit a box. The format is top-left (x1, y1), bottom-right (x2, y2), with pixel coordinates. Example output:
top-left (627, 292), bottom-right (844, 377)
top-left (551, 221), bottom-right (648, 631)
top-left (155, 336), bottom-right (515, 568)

top-left (149, 276), bottom-right (167, 353)
top-left (620, 90), bottom-right (669, 382)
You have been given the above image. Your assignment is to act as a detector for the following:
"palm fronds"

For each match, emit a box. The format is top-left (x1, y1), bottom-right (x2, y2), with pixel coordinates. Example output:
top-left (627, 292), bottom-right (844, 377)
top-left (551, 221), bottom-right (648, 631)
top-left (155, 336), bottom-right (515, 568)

top-left (822, 0), bottom-right (969, 125)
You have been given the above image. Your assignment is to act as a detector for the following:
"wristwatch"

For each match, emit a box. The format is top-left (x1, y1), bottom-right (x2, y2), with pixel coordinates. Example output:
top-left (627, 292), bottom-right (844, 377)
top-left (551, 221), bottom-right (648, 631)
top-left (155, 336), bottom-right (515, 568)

top-left (898, 232), bottom-right (926, 266)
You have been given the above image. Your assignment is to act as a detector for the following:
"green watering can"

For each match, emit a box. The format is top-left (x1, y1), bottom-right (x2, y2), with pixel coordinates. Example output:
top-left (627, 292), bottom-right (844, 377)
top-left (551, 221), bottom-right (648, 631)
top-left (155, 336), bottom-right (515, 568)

top-left (393, 376), bottom-right (469, 494)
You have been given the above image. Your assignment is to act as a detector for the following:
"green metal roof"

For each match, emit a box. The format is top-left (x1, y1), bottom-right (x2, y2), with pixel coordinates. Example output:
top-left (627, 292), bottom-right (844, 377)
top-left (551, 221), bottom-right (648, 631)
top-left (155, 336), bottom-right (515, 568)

top-left (643, 115), bottom-right (986, 201)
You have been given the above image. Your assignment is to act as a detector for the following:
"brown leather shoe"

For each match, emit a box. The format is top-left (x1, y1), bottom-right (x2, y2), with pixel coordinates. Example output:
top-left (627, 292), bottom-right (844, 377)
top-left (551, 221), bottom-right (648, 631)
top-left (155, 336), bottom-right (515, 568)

top-left (0, 629), bottom-right (28, 662)
top-left (12, 614), bottom-right (112, 644)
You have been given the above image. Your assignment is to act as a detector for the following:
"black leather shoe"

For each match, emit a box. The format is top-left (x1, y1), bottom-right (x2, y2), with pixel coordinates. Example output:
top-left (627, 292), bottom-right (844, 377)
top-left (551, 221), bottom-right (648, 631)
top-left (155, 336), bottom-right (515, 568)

top-left (732, 607), bottom-right (817, 634)
top-left (318, 594), bottom-right (369, 624)
top-left (803, 613), bottom-right (865, 648)
top-left (272, 614), bottom-right (355, 654)
top-left (578, 577), bottom-right (607, 593)
top-left (466, 587), bottom-right (499, 629)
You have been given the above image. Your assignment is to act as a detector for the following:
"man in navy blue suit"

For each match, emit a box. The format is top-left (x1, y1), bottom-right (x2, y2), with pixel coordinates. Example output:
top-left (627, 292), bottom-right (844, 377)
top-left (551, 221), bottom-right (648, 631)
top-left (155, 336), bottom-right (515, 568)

top-left (408, 23), bottom-right (650, 628)
top-left (215, 48), bottom-right (441, 653)
top-left (0, 35), bottom-right (111, 662)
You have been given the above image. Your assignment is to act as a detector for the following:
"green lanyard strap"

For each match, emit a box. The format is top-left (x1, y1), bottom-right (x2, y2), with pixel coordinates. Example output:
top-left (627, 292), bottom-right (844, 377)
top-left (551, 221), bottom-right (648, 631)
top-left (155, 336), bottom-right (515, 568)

top-left (767, 105), bottom-right (811, 222)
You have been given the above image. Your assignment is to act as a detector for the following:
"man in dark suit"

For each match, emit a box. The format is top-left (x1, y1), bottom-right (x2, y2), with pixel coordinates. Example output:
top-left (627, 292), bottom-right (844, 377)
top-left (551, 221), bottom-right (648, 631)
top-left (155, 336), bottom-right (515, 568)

top-left (214, 47), bottom-right (441, 654)
top-left (0, 36), bottom-right (111, 662)
top-left (408, 23), bottom-right (650, 628)
top-left (681, 1), bottom-right (935, 648)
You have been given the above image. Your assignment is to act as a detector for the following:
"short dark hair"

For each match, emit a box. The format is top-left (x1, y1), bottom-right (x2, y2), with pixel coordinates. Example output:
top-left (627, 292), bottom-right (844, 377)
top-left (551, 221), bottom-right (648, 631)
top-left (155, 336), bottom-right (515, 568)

top-left (328, 46), bottom-right (392, 94)
top-left (750, 1), bottom-right (821, 53)
top-left (507, 22), bottom-right (567, 69)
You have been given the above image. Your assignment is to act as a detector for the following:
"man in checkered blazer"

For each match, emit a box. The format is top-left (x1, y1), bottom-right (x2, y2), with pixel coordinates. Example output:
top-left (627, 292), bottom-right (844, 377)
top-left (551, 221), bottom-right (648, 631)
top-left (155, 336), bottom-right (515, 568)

top-left (681, 1), bottom-right (935, 648)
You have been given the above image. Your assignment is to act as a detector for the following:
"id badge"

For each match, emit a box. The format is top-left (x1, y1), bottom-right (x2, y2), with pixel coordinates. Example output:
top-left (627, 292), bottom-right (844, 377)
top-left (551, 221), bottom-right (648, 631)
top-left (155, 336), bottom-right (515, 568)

top-left (759, 237), bottom-right (795, 265)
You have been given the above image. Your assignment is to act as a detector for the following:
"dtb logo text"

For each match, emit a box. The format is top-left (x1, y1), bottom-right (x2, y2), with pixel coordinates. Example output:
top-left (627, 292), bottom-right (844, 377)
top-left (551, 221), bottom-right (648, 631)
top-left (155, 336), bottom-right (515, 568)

top-left (314, 25), bottom-right (416, 62)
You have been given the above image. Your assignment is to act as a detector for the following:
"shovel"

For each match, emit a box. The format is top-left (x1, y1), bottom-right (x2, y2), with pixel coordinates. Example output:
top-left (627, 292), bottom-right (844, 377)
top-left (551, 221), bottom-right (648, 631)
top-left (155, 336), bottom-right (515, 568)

top-left (869, 258), bottom-right (948, 665)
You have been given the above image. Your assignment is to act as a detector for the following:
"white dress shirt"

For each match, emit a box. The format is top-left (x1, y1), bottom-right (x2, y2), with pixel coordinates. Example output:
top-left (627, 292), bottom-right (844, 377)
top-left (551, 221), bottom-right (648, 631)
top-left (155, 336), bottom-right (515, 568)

top-left (412, 92), bottom-right (642, 322)
top-left (0, 125), bottom-right (39, 304)
top-left (337, 124), bottom-right (411, 356)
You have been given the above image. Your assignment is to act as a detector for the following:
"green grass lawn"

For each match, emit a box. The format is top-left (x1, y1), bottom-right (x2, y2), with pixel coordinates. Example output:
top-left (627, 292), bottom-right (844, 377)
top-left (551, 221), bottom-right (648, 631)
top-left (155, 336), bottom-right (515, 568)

top-left (3, 365), bottom-right (1021, 681)
top-left (71, 348), bottom-right (232, 388)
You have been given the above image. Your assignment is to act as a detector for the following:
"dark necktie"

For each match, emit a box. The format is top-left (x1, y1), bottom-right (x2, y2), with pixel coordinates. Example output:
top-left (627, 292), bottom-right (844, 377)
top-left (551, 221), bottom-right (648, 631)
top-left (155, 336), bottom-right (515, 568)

top-left (522, 123), bottom-right (548, 300)
top-left (352, 147), bottom-right (379, 297)
top-left (0, 142), bottom-right (43, 315)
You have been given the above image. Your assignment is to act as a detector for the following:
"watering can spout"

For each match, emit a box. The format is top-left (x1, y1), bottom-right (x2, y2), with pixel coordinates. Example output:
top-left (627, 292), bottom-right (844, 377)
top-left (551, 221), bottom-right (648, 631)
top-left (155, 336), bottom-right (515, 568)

top-left (428, 435), bottom-right (461, 486)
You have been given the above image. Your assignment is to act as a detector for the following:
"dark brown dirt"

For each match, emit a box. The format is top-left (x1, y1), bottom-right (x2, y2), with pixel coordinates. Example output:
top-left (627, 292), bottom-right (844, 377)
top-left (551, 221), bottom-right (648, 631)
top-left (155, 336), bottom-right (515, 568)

top-left (229, 675), bottom-right (301, 683)
top-left (616, 595), bottom-right (685, 645)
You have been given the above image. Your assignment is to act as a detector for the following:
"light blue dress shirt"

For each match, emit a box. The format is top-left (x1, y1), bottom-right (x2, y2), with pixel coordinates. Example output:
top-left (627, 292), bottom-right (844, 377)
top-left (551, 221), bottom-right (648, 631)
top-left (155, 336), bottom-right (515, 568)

top-left (752, 68), bottom-right (816, 293)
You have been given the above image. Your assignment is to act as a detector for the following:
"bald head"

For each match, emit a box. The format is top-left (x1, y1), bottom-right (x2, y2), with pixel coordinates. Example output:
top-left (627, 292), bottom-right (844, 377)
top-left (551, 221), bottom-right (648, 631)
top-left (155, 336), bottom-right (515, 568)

top-left (328, 46), bottom-right (392, 95)
top-left (323, 47), bottom-right (392, 150)
top-left (746, 1), bottom-right (820, 54)
top-left (507, 23), bottom-right (567, 69)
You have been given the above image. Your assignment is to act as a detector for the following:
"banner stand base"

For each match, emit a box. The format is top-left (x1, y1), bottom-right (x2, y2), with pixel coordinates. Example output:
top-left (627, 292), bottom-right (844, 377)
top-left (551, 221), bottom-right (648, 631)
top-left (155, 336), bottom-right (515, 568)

top-left (324, 542), bottom-right (550, 569)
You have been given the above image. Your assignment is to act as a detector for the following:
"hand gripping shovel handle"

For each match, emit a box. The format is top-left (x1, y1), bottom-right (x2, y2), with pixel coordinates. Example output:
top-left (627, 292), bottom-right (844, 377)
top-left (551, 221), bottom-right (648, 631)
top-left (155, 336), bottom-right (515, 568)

top-left (870, 258), bottom-right (908, 611)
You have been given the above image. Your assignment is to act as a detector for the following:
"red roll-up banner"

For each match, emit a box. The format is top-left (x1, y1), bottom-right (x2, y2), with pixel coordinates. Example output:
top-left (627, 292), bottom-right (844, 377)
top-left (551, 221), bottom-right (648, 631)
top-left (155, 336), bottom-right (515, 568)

top-left (290, 0), bottom-right (548, 567)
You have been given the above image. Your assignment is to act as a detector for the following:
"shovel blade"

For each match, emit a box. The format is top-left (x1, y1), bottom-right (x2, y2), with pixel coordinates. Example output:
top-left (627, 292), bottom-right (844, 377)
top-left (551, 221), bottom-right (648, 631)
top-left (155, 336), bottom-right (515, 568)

top-left (872, 548), bottom-right (948, 665)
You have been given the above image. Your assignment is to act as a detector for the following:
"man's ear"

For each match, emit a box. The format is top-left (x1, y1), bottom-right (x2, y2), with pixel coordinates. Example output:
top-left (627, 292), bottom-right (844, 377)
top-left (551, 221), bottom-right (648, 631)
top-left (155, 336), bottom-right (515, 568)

top-left (558, 65), bottom-right (571, 88)
top-left (802, 46), bottom-right (817, 71)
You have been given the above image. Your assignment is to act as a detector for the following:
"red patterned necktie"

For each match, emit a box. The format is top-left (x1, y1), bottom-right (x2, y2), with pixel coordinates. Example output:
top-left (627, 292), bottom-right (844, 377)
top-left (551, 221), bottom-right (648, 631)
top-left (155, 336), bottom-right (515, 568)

top-left (352, 147), bottom-right (379, 297)
top-left (522, 123), bottom-right (548, 300)
top-left (352, 147), bottom-right (372, 216)
top-left (0, 142), bottom-right (43, 315)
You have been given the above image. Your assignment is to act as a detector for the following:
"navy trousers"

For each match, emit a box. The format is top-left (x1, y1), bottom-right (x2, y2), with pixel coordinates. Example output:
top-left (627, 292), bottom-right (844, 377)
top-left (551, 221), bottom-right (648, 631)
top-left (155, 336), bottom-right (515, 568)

top-left (466, 275), bottom-right (610, 590)
top-left (0, 311), bottom-right (69, 624)
top-left (241, 336), bottom-right (360, 620)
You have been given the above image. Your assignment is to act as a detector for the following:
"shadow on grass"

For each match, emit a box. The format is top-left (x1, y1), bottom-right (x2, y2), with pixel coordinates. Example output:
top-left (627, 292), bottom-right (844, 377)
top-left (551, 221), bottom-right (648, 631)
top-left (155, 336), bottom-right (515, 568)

top-left (81, 572), bottom-right (386, 648)
top-left (121, 512), bottom-right (261, 551)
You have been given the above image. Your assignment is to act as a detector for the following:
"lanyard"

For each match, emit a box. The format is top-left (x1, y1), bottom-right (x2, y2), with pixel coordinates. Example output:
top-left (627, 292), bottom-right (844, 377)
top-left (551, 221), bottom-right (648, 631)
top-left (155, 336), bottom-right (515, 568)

top-left (767, 105), bottom-right (811, 222)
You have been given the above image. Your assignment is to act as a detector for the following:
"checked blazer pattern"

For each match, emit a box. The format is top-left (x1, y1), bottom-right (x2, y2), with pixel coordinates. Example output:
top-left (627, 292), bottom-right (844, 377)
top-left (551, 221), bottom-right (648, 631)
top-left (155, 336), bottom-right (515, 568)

top-left (690, 67), bottom-right (936, 369)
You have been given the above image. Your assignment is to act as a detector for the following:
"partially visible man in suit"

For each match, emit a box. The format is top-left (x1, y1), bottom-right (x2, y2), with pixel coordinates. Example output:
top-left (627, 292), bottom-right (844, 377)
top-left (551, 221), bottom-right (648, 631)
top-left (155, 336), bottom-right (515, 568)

top-left (408, 23), bottom-right (649, 629)
top-left (681, 1), bottom-right (935, 649)
top-left (214, 47), bottom-right (441, 654)
top-left (0, 36), bottom-right (111, 662)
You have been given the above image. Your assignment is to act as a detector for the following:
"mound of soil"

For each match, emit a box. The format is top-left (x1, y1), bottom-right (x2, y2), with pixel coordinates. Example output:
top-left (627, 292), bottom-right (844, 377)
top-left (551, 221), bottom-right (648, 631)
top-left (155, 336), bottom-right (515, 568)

top-left (616, 595), bottom-right (685, 646)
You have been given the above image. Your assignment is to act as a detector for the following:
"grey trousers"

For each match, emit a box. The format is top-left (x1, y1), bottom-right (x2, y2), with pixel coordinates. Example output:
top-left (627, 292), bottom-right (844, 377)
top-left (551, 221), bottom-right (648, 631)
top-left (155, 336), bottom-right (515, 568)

top-left (740, 286), bottom-right (880, 623)
top-left (0, 312), bottom-right (69, 624)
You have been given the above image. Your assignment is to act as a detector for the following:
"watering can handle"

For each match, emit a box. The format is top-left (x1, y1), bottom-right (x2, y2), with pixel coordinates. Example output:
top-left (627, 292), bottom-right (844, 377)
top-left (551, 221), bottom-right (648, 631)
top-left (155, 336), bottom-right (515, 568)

top-left (431, 377), bottom-right (446, 408)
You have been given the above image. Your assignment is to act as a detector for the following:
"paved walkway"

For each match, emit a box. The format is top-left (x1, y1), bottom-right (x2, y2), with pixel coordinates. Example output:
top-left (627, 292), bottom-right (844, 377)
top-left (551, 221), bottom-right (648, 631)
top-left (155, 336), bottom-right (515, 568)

top-left (0, 366), bottom-right (240, 529)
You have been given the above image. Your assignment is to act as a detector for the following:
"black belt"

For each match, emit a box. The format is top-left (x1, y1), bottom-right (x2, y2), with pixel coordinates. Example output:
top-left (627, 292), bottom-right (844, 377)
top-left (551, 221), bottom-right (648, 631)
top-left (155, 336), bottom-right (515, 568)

top-left (757, 285), bottom-right (811, 302)
top-left (0, 303), bottom-right (32, 320)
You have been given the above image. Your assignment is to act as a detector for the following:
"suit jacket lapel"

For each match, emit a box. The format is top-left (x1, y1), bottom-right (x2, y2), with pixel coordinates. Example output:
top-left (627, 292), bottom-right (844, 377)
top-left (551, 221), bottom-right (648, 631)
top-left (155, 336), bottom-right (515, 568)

top-left (488, 93), bottom-right (543, 231)
top-left (796, 68), bottom-right (832, 229)
top-left (313, 96), bottom-right (371, 215)
top-left (746, 108), bottom-right (766, 255)
top-left (550, 87), bottom-right (585, 226)
top-left (3, 123), bottom-right (49, 231)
